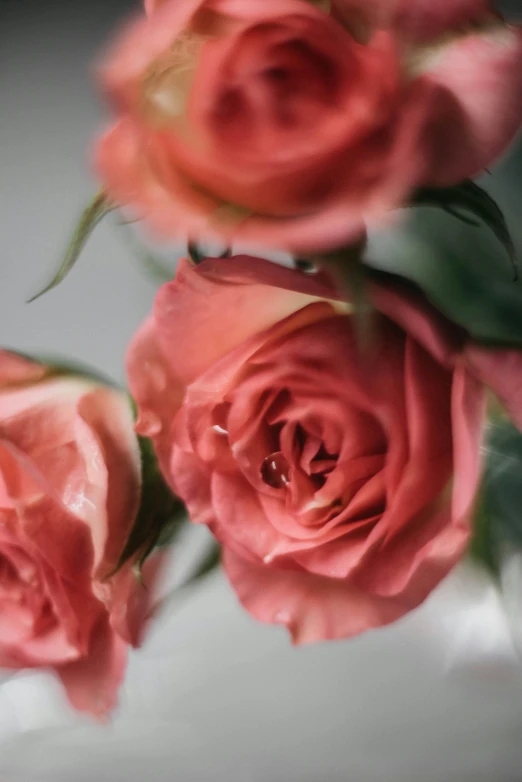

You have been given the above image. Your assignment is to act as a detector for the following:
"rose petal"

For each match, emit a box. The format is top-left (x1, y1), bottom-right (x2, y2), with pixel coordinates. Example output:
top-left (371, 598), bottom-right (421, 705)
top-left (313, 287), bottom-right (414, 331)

top-left (152, 256), bottom-right (338, 385)
top-left (77, 388), bottom-right (141, 579)
top-left (358, 360), bottom-right (484, 599)
top-left (95, 119), bottom-right (222, 241)
top-left (450, 361), bottom-right (485, 522)
top-left (223, 546), bottom-right (410, 643)
top-left (57, 614), bottom-right (128, 719)
top-left (101, 0), bottom-right (207, 96)
top-left (0, 350), bottom-right (48, 388)
top-left (465, 346), bottom-right (522, 433)
top-left (417, 22), bottom-right (522, 183)
top-left (382, 335), bottom-right (453, 537)
top-left (393, 0), bottom-right (493, 43)
top-left (371, 282), bottom-right (463, 366)
top-left (108, 552), bottom-right (166, 648)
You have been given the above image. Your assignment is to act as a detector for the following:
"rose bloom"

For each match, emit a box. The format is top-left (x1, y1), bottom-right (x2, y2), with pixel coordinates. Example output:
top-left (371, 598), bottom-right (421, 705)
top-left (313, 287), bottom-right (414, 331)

top-left (96, 0), bottom-right (522, 253)
top-left (0, 351), bottom-right (151, 716)
top-left (125, 255), bottom-right (522, 642)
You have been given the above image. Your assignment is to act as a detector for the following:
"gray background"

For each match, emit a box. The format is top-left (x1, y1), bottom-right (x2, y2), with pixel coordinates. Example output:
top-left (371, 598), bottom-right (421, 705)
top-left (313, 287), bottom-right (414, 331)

top-left (2, 1), bottom-right (522, 780)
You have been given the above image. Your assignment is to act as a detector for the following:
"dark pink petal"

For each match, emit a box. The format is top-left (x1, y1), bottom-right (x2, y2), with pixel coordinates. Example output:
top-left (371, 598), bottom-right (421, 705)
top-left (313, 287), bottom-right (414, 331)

top-left (450, 361), bottom-right (486, 521)
top-left (152, 257), bottom-right (337, 385)
top-left (223, 546), bottom-right (411, 643)
top-left (370, 282), bottom-right (463, 366)
top-left (358, 361), bottom-right (484, 598)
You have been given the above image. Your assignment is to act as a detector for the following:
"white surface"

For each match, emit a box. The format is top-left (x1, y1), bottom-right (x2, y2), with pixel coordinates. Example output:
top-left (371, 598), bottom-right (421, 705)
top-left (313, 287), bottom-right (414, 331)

top-left (1, 564), bottom-right (522, 782)
top-left (2, 1), bottom-right (522, 780)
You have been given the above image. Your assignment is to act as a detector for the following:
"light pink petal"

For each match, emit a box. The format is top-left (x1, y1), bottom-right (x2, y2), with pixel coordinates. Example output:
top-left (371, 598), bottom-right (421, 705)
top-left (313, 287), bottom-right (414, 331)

top-left (0, 439), bottom-right (98, 587)
top-left (0, 376), bottom-right (93, 430)
top-left (77, 388), bottom-right (141, 579)
top-left (57, 614), bottom-right (128, 719)
top-left (465, 345), bottom-right (522, 433)
top-left (0, 350), bottom-right (48, 388)
top-left (0, 624), bottom-right (81, 670)
top-left (418, 23), bottom-right (522, 184)
top-left (19, 495), bottom-right (95, 590)
top-left (107, 552), bottom-right (165, 648)
top-left (223, 547), bottom-right (411, 643)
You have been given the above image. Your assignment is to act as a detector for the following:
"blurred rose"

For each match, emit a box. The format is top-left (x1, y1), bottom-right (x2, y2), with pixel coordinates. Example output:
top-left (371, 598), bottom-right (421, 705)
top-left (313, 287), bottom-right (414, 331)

top-left (0, 351), bottom-right (147, 717)
top-left (96, 0), bottom-right (522, 253)
top-left (127, 256), bottom-right (491, 643)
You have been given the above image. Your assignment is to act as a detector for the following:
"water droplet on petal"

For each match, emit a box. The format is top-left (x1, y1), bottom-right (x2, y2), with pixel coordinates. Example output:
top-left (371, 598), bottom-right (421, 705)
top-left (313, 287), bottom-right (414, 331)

top-left (212, 424), bottom-right (228, 435)
top-left (261, 452), bottom-right (290, 489)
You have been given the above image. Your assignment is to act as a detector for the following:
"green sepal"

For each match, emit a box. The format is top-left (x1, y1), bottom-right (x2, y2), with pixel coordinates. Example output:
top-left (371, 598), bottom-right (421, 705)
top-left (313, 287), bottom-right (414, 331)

top-left (305, 237), bottom-right (375, 350)
top-left (114, 434), bottom-right (186, 575)
top-left (28, 189), bottom-right (113, 302)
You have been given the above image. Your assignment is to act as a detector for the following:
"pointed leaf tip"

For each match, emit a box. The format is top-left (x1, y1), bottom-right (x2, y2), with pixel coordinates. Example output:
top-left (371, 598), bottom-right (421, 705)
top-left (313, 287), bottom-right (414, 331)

top-left (28, 189), bottom-right (113, 303)
top-left (412, 181), bottom-right (518, 281)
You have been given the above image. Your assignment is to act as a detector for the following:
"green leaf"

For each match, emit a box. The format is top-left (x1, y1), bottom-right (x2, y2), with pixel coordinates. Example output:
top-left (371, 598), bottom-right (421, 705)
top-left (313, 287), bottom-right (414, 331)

top-left (115, 435), bottom-right (186, 574)
top-left (413, 181), bottom-right (517, 280)
top-left (28, 190), bottom-right (113, 302)
top-left (365, 197), bottom-right (522, 347)
top-left (470, 418), bottom-right (522, 576)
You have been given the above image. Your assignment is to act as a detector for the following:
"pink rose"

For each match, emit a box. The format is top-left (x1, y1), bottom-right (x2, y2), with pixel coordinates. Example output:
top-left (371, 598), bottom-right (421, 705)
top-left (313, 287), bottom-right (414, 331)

top-left (126, 255), bottom-right (497, 643)
top-left (96, 0), bottom-right (522, 253)
top-left (0, 351), bottom-right (149, 717)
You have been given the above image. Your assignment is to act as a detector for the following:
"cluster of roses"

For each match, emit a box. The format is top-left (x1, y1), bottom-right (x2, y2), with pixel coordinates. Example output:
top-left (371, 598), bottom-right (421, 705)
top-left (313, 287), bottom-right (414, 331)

top-left (2, 0), bottom-right (522, 717)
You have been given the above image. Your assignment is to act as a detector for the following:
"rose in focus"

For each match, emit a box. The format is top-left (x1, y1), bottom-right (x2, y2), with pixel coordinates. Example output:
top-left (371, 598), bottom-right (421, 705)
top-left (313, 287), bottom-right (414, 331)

top-left (0, 351), bottom-right (149, 716)
top-left (96, 0), bottom-right (522, 252)
top-left (127, 256), bottom-right (495, 642)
